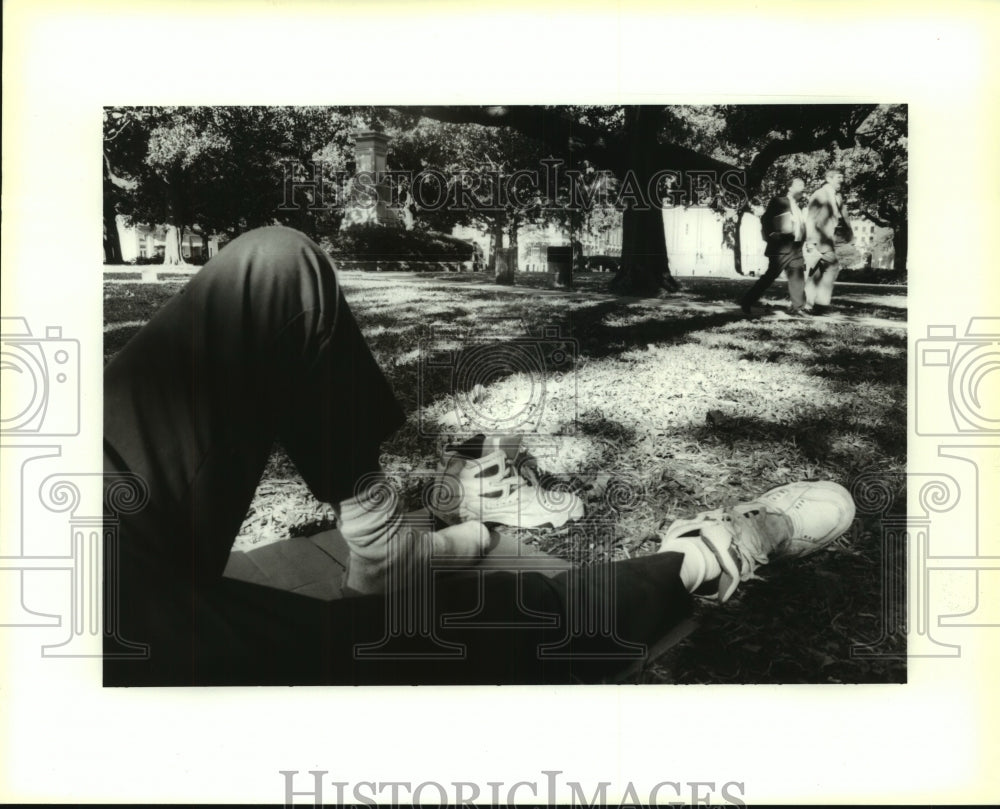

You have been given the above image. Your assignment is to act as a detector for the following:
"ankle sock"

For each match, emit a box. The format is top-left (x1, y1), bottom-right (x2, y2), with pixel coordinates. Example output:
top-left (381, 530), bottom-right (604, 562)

top-left (665, 535), bottom-right (723, 592)
top-left (335, 473), bottom-right (411, 593)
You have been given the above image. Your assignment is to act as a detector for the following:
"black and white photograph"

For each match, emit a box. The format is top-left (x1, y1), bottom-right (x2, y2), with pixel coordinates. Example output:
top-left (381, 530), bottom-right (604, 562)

top-left (3, 1), bottom-right (999, 805)
top-left (102, 103), bottom-right (908, 687)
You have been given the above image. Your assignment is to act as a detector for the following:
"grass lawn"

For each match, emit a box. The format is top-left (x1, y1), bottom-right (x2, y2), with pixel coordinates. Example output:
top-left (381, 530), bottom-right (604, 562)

top-left (104, 268), bottom-right (907, 684)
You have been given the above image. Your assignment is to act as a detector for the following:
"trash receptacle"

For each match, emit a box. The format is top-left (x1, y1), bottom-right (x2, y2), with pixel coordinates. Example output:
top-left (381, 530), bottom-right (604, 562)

top-left (547, 245), bottom-right (573, 288)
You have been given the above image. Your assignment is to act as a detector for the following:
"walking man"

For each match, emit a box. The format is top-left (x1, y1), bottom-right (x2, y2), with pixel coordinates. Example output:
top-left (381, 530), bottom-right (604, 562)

top-left (739, 178), bottom-right (807, 315)
top-left (803, 169), bottom-right (853, 313)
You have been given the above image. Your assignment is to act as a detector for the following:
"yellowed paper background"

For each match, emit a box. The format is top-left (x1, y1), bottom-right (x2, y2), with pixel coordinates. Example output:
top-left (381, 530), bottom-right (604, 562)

top-left (2, 0), bottom-right (998, 803)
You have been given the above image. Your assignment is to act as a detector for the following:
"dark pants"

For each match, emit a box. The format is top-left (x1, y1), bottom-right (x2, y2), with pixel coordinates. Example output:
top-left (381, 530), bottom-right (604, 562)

top-left (741, 243), bottom-right (806, 310)
top-left (103, 226), bottom-right (692, 686)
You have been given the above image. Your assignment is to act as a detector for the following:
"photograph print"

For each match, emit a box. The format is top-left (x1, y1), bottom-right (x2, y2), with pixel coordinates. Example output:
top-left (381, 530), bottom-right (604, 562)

top-left (101, 103), bottom-right (908, 686)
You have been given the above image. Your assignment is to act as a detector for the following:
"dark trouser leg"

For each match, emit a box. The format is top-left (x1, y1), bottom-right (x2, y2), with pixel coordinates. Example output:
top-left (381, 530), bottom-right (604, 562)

top-left (106, 453), bottom-right (694, 685)
top-left (105, 498), bottom-right (692, 686)
top-left (104, 226), bottom-right (404, 586)
top-left (740, 254), bottom-right (783, 308)
top-left (104, 226), bottom-right (693, 685)
top-left (104, 225), bottom-right (403, 678)
top-left (786, 267), bottom-right (806, 310)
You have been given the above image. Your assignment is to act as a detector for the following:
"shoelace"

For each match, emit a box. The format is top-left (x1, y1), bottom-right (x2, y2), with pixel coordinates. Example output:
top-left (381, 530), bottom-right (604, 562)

top-left (698, 504), bottom-right (780, 579)
top-left (495, 462), bottom-right (529, 498)
top-left (475, 451), bottom-right (533, 500)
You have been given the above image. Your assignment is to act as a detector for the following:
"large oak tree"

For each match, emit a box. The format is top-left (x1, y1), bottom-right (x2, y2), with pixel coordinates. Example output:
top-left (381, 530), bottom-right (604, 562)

top-left (406, 104), bottom-right (882, 293)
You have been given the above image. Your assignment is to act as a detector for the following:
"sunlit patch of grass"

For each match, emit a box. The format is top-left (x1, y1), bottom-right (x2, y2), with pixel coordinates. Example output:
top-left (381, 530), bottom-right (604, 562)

top-left (104, 270), bottom-right (907, 683)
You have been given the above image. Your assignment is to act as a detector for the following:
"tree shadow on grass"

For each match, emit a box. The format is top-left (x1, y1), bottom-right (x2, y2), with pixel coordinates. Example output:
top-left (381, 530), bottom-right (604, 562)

top-left (579, 311), bottom-right (752, 358)
top-left (807, 346), bottom-right (907, 386)
top-left (368, 292), bottom-right (907, 450)
top-left (576, 411), bottom-right (639, 444)
top-left (706, 322), bottom-right (907, 386)
top-left (686, 396), bottom-right (906, 469)
top-left (367, 299), bottom-right (753, 431)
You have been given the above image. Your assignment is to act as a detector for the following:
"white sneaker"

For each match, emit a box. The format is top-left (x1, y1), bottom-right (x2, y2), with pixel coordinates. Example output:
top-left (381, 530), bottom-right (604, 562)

top-left (427, 435), bottom-right (585, 529)
top-left (658, 480), bottom-right (855, 602)
top-left (753, 480), bottom-right (856, 557)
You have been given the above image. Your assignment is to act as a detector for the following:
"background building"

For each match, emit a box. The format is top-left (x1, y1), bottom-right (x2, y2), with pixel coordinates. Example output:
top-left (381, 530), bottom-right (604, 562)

top-left (114, 217), bottom-right (221, 263)
top-left (497, 207), bottom-right (896, 277)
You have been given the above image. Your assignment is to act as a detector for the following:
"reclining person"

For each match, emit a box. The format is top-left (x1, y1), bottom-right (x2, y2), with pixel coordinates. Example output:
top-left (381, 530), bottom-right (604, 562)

top-left (104, 225), bottom-right (856, 686)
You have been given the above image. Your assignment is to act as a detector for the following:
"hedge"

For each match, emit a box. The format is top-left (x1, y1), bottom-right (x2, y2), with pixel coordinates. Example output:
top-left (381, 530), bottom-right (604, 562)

top-left (322, 225), bottom-right (475, 262)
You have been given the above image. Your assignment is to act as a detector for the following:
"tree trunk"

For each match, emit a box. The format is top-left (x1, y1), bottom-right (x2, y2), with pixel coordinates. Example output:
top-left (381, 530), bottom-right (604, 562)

top-left (162, 168), bottom-right (189, 266)
top-left (610, 107), bottom-right (678, 296)
top-left (496, 218), bottom-right (518, 285)
top-left (611, 204), bottom-right (677, 295)
top-left (102, 160), bottom-right (124, 264)
top-left (192, 225), bottom-right (211, 262)
top-left (103, 210), bottom-right (124, 264)
top-left (892, 221), bottom-right (907, 273)
top-left (162, 224), bottom-right (186, 265)
top-left (487, 213), bottom-right (506, 275)
top-left (495, 248), bottom-right (516, 286)
top-left (732, 208), bottom-right (746, 276)
top-left (558, 211), bottom-right (585, 289)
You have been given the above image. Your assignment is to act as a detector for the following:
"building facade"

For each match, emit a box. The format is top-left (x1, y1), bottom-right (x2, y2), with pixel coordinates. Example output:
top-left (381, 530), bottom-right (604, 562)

top-left (496, 209), bottom-right (772, 277)
top-left (495, 208), bottom-right (897, 277)
top-left (114, 217), bottom-right (221, 263)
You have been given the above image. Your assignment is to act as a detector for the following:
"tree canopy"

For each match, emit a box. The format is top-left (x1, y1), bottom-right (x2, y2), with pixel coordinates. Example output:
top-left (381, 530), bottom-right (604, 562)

top-left (104, 103), bottom-right (906, 279)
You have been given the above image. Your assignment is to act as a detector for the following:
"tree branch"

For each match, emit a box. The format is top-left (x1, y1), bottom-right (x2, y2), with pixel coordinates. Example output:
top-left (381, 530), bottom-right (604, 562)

top-left (409, 105), bottom-right (739, 178)
top-left (103, 153), bottom-right (137, 191)
top-left (744, 133), bottom-right (828, 192)
top-left (743, 104), bottom-right (879, 194)
top-left (860, 209), bottom-right (893, 228)
top-left (411, 105), bottom-right (620, 167)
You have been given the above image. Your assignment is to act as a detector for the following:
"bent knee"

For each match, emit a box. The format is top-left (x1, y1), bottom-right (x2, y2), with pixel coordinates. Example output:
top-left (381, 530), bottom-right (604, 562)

top-left (226, 226), bottom-right (328, 268)
top-left (221, 226), bottom-right (338, 293)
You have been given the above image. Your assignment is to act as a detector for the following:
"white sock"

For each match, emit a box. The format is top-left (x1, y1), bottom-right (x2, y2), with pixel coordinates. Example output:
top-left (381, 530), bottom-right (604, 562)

top-left (334, 473), bottom-right (407, 593)
top-left (334, 474), bottom-right (488, 594)
top-left (664, 536), bottom-right (723, 593)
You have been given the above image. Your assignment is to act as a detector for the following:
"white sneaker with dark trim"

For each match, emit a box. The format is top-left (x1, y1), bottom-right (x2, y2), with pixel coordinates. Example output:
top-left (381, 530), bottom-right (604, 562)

top-left (428, 435), bottom-right (585, 529)
top-left (658, 481), bottom-right (855, 602)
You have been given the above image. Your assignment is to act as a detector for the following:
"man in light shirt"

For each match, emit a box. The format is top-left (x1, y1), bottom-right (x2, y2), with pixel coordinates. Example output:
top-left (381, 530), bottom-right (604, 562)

top-left (803, 169), bottom-right (854, 313)
top-left (739, 177), bottom-right (808, 315)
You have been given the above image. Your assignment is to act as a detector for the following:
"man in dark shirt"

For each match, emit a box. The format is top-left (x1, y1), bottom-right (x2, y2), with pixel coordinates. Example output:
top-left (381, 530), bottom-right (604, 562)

top-left (739, 177), bottom-right (808, 315)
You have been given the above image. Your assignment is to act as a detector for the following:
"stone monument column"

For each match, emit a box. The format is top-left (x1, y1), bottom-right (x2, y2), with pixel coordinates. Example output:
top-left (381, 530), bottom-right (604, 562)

top-left (341, 131), bottom-right (403, 229)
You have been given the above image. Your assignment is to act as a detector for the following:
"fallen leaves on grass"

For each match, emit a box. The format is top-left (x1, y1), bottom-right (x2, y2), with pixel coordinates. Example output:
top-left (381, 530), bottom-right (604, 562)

top-left (105, 272), bottom-right (907, 683)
